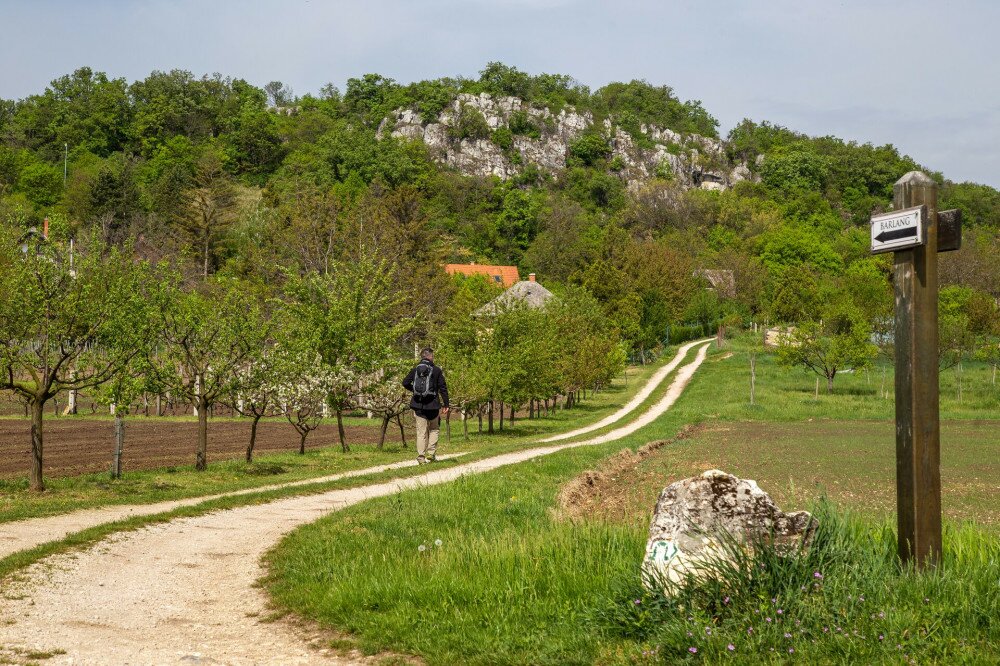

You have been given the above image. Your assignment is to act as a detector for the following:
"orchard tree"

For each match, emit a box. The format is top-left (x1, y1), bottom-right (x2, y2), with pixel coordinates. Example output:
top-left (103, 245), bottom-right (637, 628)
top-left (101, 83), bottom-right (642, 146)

top-left (776, 307), bottom-right (877, 393)
top-left (283, 256), bottom-right (411, 450)
top-left (226, 343), bottom-right (281, 463)
top-left (153, 278), bottom-right (268, 470)
top-left (0, 229), bottom-right (152, 490)
top-left (273, 349), bottom-right (336, 455)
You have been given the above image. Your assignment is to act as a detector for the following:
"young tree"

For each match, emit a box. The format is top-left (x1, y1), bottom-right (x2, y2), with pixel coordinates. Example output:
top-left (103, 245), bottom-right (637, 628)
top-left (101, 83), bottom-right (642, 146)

top-left (153, 279), bottom-right (268, 470)
top-left (776, 309), bottom-right (877, 393)
top-left (282, 257), bottom-right (411, 451)
top-left (274, 350), bottom-right (336, 455)
top-left (226, 343), bottom-right (281, 463)
top-left (0, 230), bottom-right (152, 490)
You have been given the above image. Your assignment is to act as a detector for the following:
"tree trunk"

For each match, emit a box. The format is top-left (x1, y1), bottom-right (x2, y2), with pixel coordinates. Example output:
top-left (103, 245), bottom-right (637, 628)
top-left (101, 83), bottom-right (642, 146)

top-left (30, 397), bottom-right (45, 492)
top-left (247, 413), bottom-right (262, 463)
top-left (827, 374), bottom-right (834, 393)
top-left (529, 399), bottom-right (534, 419)
top-left (299, 430), bottom-right (307, 455)
top-left (445, 410), bottom-right (451, 443)
top-left (156, 394), bottom-right (162, 417)
top-left (499, 401), bottom-right (504, 432)
top-left (509, 404), bottom-right (514, 425)
top-left (462, 409), bottom-right (468, 440)
top-left (750, 353), bottom-right (756, 406)
top-left (993, 363), bottom-right (997, 386)
top-left (378, 415), bottom-right (390, 450)
top-left (488, 400), bottom-right (494, 434)
top-left (396, 414), bottom-right (407, 448)
top-left (336, 409), bottom-right (349, 452)
top-left (478, 408), bottom-right (482, 433)
top-left (196, 397), bottom-right (209, 471)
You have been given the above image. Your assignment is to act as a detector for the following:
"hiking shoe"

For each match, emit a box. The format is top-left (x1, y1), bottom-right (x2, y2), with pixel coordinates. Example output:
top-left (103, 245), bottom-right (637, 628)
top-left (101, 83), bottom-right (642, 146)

top-left (417, 457), bottom-right (427, 465)
top-left (427, 455), bottom-right (437, 463)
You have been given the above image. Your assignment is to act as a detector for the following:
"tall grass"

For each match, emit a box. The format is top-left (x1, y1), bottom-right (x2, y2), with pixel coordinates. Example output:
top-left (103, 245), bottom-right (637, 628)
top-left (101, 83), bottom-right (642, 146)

top-left (596, 503), bottom-right (1000, 663)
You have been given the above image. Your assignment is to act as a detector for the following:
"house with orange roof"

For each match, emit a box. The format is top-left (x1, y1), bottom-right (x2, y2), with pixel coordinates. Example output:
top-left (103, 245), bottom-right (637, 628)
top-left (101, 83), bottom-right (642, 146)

top-left (444, 262), bottom-right (520, 288)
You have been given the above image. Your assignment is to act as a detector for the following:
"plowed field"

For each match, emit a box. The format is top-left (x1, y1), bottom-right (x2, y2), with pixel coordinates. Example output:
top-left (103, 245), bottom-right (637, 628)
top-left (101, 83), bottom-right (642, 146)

top-left (0, 418), bottom-right (399, 478)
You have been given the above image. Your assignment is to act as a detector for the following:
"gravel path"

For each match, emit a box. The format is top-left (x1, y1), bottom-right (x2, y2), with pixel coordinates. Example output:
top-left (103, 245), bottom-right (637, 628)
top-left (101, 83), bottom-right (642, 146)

top-left (0, 455), bottom-right (464, 561)
top-left (0, 342), bottom-right (711, 665)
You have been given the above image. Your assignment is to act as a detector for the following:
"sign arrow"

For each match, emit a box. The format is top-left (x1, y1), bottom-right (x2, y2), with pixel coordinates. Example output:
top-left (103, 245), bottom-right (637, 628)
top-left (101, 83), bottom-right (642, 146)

top-left (875, 227), bottom-right (918, 243)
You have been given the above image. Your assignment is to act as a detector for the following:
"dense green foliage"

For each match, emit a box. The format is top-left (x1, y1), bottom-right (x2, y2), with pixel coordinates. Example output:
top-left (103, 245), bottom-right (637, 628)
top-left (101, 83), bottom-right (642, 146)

top-left (1, 61), bottom-right (998, 372)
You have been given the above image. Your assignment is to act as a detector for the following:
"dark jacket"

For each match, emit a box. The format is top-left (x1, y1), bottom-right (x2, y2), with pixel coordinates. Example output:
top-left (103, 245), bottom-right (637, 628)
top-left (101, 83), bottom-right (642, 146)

top-left (402, 359), bottom-right (449, 415)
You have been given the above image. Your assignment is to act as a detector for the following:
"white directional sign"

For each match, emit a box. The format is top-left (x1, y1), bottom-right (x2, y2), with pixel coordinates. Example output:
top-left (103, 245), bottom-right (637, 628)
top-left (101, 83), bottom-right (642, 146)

top-left (871, 205), bottom-right (926, 254)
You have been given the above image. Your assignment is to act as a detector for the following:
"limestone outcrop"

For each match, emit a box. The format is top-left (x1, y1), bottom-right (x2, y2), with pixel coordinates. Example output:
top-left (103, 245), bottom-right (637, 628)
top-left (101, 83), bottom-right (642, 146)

top-left (378, 93), bottom-right (754, 191)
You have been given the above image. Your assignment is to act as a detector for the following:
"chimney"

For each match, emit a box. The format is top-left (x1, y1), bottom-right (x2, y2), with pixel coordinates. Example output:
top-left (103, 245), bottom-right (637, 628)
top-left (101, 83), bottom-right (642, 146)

top-left (528, 273), bottom-right (536, 282)
top-left (43, 217), bottom-right (49, 239)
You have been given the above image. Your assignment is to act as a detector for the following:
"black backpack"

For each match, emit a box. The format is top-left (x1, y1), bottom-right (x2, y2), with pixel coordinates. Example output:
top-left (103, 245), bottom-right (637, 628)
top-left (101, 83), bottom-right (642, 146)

top-left (413, 363), bottom-right (437, 398)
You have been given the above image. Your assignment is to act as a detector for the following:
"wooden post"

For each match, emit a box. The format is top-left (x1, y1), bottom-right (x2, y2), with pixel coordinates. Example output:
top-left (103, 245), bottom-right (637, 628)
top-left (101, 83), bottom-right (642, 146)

top-left (892, 170), bottom-right (942, 568)
top-left (112, 414), bottom-right (124, 479)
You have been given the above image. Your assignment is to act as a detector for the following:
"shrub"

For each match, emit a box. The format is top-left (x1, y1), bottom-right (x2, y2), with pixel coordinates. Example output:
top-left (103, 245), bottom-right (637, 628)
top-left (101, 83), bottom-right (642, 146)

top-left (448, 104), bottom-right (491, 142)
top-left (508, 110), bottom-right (541, 139)
top-left (568, 133), bottom-right (612, 168)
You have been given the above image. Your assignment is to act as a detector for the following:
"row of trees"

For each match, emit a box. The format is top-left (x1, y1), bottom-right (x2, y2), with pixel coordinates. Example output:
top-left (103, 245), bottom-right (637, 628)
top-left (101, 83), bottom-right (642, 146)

top-left (0, 224), bottom-right (626, 491)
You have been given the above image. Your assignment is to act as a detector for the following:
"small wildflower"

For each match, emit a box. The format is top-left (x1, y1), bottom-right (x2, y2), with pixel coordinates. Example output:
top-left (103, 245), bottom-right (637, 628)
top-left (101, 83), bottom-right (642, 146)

top-left (634, 599), bottom-right (641, 605)
top-left (727, 644), bottom-right (735, 651)
top-left (777, 609), bottom-right (783, 615)
top-left (687, 632), bottom-right (693, 637)
top-left (784, 632), bottom-right (792, 639)
top-left (823, 627), bottom-right (829, 633)
top-left (723, 596), bottom-right (730, 604)
top-left (434, 539), bottom-right (443, 547)
top-left (879, 635), bottom-right (884, 641)
top-left (879, 611), bottom-right (885, 619)
top-left (859, 595), bottom-right (865, 602)
top-left (688, 647), bottom-right (697, 654)
top-left (747, 627), bottom-right (754, 634)
top-left (923, 598), bottom-right (929, 603)
top-left (813, 571), bottom-right (823, 579)
top-left (789, 648), bottom-right (795, 654)
top-left (705, 628), bottom-right (712, 635)
top-left (418, 544), bottom-right (426, 552)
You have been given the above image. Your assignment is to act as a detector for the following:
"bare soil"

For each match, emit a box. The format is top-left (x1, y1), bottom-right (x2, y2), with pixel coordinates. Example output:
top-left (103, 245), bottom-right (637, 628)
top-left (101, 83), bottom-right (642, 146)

top-left (555, 419), bottom-right (1000, 529)
top-left (0, 418), bottom-right (399, 479)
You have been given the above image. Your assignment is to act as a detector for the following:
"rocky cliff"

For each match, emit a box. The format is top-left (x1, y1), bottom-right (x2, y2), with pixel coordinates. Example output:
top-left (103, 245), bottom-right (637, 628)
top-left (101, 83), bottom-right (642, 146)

top-left (378, 92), bottom-right (753, 191)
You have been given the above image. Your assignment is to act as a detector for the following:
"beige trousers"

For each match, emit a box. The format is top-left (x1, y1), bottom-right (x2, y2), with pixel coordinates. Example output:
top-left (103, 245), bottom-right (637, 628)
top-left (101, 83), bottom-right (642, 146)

top-left (414, 413), bottom-right (440, 459)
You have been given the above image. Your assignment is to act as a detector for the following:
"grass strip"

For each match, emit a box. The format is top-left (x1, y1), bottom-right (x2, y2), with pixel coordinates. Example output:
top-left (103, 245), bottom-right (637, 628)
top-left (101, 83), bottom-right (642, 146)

top-left (263, 346), bottom-right (1000, 665)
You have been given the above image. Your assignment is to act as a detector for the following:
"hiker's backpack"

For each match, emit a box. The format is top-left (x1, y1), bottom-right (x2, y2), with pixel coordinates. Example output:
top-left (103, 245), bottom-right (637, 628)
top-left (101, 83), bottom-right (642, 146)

top-left (413, 363), bottom-right (437, 398)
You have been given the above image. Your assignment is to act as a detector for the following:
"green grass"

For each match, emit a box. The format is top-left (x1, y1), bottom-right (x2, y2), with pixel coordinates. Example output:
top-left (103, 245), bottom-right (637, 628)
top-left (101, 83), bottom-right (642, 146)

top-left (596, 504), bottom-right (999, 664)
top-left (264, 345), bottom-right (1000, 664)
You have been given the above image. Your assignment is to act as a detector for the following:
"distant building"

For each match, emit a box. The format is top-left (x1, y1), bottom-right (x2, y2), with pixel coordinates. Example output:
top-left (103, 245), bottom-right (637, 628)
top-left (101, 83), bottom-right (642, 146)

top-left (474, 273), bottom-right (554, 316)
top-left (693, 269), bottom-right (736, 298)
top-left (445, 262), bottom-right (520, 288)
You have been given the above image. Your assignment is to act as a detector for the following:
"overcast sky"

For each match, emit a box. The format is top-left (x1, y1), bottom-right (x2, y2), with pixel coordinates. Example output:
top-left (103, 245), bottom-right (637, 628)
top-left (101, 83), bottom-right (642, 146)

top-left (2, 0), bottom-right (998, 187)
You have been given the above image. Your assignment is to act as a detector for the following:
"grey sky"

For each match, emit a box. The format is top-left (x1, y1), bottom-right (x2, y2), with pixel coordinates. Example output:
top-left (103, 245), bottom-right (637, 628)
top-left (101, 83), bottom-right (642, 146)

top-left (2, 0), bottom-right (998, 187)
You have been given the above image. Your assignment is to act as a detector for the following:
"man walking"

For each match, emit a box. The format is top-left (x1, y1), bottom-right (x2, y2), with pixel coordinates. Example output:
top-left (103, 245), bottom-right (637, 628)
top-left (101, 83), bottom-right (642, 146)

top-left (402, 347), bottom-right (449, 464)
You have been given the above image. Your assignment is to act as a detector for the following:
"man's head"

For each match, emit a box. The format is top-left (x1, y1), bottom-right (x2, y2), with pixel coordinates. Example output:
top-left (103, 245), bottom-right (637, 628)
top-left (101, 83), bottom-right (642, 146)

top-left (420, 347), bottom-right (434, 361)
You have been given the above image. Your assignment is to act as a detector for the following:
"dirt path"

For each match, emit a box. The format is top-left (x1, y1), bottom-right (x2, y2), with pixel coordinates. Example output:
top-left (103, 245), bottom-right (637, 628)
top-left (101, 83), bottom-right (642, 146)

top-left (0, 455), bottom-right (464, 561)
top-left (540, 338), bottom-right (711, 443)
top-left (0, 343), bottom-right (711, 665)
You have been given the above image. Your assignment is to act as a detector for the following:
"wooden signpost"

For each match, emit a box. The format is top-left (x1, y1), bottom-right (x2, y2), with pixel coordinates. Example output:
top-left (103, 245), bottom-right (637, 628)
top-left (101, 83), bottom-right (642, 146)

top-left (873, 171), bottom-right (961, 569)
